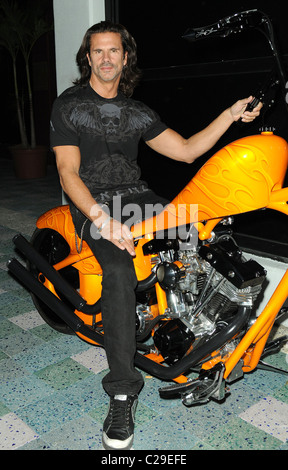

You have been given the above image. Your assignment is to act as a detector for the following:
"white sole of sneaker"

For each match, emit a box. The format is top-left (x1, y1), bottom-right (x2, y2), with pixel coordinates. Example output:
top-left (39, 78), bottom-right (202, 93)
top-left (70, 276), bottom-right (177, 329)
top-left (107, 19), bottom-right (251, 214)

top-left (102, 432), bottom-right (134, 450)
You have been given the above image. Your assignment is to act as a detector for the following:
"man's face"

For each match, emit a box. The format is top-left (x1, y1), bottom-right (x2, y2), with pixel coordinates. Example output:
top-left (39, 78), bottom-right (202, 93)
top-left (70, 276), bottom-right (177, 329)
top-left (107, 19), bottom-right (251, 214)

top-left (87, 32), bottom-right (127, 84)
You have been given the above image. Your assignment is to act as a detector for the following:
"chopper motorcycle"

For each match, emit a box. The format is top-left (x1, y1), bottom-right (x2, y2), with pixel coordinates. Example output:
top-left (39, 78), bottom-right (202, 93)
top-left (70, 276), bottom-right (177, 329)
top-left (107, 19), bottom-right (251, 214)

top-left (7, 10), bottom-right (288, 406)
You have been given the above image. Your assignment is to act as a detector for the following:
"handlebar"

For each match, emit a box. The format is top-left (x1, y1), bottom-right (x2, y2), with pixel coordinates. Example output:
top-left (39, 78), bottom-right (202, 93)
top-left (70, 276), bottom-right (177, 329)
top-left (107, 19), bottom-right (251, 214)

top-left (182, 10), bottom-right (265, 42)
top-left (183, 10), bottom-right (288, 114)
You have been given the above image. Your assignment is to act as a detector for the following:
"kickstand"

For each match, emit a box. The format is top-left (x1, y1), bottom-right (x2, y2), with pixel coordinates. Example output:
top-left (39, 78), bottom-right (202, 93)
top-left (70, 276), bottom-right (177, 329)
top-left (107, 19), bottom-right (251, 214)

top-left (257, 334), bottom-right (288, 376)
top-left (257, 360), bottom-right (288, 376)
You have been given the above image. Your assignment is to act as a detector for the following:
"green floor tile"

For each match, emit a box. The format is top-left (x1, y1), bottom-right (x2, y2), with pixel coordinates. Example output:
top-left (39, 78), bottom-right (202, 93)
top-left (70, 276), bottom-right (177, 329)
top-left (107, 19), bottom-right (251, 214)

top-left (273, 383), bottom-right (288, 404)
top-left (0, 317), bottom-right (23, 339)
top-left (0, 401), bottom-right (11, 417)
top-left (0, 329), bottom-right (44, 356)
top-left (35, 358), bottom-right (92, 390)
top-left (30, 323), bottom-right (61, 342)
top-left (203, 416), bottom-right (283, 450)
top-left (0, 350), bottom-right (9, 361)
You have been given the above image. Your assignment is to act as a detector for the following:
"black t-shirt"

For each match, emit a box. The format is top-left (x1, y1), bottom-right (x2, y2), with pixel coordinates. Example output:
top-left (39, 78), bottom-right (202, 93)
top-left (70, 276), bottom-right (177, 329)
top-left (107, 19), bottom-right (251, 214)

top-left (50, 83), bottom-right (168, 198)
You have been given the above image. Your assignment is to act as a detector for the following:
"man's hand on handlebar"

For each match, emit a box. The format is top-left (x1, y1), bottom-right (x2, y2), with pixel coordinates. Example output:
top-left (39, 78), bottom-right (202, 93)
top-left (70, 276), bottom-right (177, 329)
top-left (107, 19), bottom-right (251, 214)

top-left (230, 96), bottom-right (263, 123)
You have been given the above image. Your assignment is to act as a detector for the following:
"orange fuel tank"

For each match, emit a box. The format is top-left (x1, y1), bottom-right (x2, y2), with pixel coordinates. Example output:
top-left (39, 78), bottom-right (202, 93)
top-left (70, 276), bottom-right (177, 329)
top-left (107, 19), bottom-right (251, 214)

top-left (132, 132), bottom-right (288, 240)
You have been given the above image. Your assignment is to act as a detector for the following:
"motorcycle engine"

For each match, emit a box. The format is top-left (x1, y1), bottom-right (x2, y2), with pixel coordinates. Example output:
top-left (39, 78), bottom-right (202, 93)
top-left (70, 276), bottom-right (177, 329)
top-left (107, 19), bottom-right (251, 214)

top-left (138, 230), bottom-right (266, 365)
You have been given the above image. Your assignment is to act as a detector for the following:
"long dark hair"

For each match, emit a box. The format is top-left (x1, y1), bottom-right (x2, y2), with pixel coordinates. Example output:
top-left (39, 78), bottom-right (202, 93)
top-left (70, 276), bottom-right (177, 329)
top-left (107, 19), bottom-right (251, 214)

top-left (74, 21), bottom-right (141, 97)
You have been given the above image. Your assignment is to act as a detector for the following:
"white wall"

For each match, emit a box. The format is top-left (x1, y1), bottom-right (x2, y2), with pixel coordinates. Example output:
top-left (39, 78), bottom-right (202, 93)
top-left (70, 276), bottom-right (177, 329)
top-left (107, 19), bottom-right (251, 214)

top-left (53, 0), bottom-right (105, 95)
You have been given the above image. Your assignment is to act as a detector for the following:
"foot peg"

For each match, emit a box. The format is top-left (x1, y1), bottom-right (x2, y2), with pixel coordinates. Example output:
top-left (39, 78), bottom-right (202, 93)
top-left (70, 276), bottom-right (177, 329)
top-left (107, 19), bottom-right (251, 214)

top-left (159, 362), bottom-right (228, 406)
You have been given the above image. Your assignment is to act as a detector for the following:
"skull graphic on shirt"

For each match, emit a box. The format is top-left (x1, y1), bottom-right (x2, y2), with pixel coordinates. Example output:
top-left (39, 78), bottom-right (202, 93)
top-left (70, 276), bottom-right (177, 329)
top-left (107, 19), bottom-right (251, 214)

top-left (98, 103), bottom-right (121, 135)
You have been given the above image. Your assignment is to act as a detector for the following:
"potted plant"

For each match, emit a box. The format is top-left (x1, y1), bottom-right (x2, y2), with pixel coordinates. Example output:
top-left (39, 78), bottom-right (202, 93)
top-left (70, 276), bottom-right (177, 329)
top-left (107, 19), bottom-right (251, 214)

top-left (0, 0), bottom-right (52, 178)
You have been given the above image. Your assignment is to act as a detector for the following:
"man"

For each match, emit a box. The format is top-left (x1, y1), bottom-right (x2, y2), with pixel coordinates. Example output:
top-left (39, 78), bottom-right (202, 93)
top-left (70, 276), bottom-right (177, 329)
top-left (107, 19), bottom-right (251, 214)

top-left (50, 21), bottom-right (262, 450)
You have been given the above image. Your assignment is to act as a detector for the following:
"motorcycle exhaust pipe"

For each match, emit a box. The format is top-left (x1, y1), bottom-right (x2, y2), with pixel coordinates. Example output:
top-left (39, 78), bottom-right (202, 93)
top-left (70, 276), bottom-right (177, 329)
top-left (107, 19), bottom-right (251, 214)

top-left (12, 234), bottom-right (156, 314)
top-left (136, 272), bottom-right (157, 292)
top-left (7, 258), bottom-right (105, 343)
top-left (8, 258), bottom-right (86, 331)
top-left (13, 234), bottom-right (101, 315)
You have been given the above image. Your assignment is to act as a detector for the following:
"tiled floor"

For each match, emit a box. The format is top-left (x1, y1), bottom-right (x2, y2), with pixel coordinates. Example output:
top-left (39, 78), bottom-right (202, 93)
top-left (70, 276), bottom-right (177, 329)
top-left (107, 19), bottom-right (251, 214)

top-left (1, 157), bottom-right (288, 451)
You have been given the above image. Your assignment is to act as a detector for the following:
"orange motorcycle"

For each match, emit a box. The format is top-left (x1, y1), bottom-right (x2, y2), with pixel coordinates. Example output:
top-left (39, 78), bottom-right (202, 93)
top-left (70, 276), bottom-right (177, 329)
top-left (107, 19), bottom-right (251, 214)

top-left (7, 10), bottom-right (288, 405)
top-left (8, 129), bottom-right (288, 405)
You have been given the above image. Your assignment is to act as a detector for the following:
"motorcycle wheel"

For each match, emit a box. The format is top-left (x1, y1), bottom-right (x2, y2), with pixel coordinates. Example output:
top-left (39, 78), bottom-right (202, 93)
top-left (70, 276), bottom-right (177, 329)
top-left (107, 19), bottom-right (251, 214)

top-left (28, 228), bottom-right (79, 335)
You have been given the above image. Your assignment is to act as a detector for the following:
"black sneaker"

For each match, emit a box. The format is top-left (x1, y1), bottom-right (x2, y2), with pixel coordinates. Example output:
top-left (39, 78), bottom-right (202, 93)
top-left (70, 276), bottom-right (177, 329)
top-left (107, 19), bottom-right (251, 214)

top-left (102, 394), bottom-right (138, 450)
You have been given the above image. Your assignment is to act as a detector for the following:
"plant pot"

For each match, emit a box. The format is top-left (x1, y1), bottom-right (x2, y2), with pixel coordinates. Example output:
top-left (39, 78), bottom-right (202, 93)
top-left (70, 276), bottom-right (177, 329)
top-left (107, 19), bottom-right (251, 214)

top-left (10, 145), bottom-right (48, 179)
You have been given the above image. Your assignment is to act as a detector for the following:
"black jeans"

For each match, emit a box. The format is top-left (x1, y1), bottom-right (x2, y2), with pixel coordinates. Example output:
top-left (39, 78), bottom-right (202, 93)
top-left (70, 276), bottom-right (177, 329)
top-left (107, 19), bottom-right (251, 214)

top-left (71, 189), bottom-right (168, 396)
